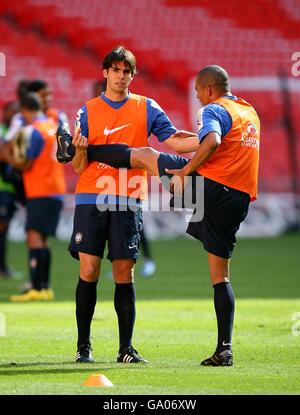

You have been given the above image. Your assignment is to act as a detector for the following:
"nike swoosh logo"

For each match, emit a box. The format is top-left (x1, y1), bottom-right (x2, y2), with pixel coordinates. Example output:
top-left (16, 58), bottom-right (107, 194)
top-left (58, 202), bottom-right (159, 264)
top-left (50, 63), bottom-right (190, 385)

top-left (57, 135), bottom-right (71, 157)
top-left (104, 124), bottom-right (131, 136)
top-left (237, 109), bottom-right (253, 116)
top-left (222, 341), bottom-right (232, 346)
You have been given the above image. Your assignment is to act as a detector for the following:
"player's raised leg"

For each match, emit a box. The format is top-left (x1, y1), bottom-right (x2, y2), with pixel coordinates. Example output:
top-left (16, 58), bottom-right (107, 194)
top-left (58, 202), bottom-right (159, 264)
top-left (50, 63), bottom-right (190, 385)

top-left (130, 147), bottom-right (160, 176)
top-left (55, 125), bottom-right (161, 175)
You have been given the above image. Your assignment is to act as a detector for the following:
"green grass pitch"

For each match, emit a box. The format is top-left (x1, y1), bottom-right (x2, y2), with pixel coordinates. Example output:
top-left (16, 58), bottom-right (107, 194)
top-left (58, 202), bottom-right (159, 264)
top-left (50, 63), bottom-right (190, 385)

top-left (0, 234), bottom-right (299, 395)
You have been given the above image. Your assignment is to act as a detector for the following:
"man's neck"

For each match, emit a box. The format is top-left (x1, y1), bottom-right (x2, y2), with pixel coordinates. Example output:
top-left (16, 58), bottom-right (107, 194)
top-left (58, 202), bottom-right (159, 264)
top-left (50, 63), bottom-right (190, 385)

top-left (222, 91), bottom-right (232, 97)
top-left (104, 90), bottom-right (129, 102)
top-left (209, 91), bottom-right (233, 103)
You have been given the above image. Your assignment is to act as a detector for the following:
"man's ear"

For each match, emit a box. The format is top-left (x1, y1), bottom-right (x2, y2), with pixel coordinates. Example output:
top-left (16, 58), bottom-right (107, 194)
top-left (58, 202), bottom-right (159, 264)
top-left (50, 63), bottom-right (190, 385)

top-left (103, 69), bottom-right (108, 78)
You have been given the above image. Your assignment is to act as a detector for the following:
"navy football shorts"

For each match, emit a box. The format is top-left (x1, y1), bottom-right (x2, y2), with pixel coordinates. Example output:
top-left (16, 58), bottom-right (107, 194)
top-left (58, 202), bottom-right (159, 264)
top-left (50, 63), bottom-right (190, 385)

top-left (157, 153), bottom-right (250, 259)
top-left (0, 191), bottom-right (17, 221)
top-left (69, 204), bottom-right (143, 262)
top-left (26, 197), bottom-right (63, 236)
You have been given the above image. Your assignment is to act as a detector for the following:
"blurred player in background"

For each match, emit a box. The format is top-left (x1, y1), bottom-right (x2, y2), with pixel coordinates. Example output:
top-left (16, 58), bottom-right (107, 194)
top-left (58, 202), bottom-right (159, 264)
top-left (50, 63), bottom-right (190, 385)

top-left (5, 79), bottom-right (69, 143)
top-left (3, 80), bottom-right (30, 144)
top-left (92, 79), bottom-right (156, 278)
top-left (61, 46), bottom-right (197, 364)
top-left (1, 80), bottom-right (29, 209)
top-left (8, 93), bottom-right (66, 301)
top-left (27, 80), bottom-right (69, 129)
top-left (139, 229), bottom-right (156, 277)
top-left (2, 79), bottom-right (69, 292)
top-left (0, 101), bottom-right (20, 277)
top-left (58, 65), bottom-right (260, 367)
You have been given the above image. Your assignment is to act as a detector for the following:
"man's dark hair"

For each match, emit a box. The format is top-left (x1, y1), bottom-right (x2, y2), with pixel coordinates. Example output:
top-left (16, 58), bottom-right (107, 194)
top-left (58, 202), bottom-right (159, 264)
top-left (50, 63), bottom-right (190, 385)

top-left (197, 65), bottom-right (230, 93)
top-left (102, 46), bottom-right (137, 75)
top-left (27, 79), bottom-right (48, 93)
top-left (20, 93), bottom-right (42, 111)
top-left (16, 79), bottom-right (30, 101)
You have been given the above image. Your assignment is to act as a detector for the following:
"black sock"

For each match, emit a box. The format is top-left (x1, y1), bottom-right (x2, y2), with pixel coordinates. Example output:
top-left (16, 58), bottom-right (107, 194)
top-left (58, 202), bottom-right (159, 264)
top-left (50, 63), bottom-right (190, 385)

top-left (213, 281), bottom-right (235, 353)
top-left (29, 248), bottom-right (45, 291)
top-left (87, 144), bottom-right (132, 168)
top-left (76, 277), bottom-right (98, 349)
top-left (41, 248), bottom-right (51, 289)
top-left (0, 226), bottom-right (8, 271)
top-left (114, 283), bottom-right (136, 351)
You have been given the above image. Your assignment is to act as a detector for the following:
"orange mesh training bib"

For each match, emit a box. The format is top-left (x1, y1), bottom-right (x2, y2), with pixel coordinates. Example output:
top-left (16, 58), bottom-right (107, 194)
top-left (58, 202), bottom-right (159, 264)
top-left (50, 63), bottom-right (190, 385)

top-left (198, 97), bottom-right (260, 201)
top-left (76, 94), bottom-right (148, 200)
top-left (23, 119), bottom-right (66, 198)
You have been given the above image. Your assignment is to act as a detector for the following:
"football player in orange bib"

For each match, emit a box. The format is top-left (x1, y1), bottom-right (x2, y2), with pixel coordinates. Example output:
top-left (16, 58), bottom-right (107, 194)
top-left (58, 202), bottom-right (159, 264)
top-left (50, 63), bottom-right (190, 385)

top-left (65, 46), bottom-right (198, 364)
top-left (9, 93), bottom-right (66, 302)
top-left (58, 65), bottom-right (260, 366)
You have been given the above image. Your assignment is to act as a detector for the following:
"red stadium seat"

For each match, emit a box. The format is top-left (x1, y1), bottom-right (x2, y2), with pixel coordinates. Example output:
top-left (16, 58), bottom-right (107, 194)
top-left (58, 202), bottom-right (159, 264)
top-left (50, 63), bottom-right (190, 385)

top-left (1, 0), bottom-right (299, 192)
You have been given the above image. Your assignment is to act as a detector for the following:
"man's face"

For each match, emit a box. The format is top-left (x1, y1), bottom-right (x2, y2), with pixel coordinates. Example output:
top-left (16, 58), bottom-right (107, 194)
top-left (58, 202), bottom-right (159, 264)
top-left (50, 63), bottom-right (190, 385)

top-left (38, 87), bottom-right (53, 111)
top-left (195, 78), bottom-right (210, 106)
top-left (103, 61), bottom-right (134, 94)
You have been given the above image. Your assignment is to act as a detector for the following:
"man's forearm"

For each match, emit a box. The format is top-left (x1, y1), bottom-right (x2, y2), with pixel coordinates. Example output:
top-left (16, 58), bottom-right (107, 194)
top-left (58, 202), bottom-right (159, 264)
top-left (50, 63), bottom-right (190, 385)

top-left (171, 135), bottom-right (200, 153)
top-left (183, 145), bottom-right (217, 175)
top-left (165, 131), bottom-right (200, 153)
top-left (72, 149), bottom-right (88, 174)
top-left (182, 133), bottom-right (220, 175)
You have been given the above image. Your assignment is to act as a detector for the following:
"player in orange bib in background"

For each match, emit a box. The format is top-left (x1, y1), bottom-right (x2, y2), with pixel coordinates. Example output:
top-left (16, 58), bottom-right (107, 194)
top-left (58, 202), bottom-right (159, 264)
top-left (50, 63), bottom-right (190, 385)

top-left (57, 65), bottom-right (260, 366)
top-left (9, 93), bottom-right (66, 302)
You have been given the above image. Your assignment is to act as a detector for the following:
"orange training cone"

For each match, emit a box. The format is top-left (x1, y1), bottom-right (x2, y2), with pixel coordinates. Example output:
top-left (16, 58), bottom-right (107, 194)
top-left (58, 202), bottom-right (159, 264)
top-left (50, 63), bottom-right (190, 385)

top-left (83, 374), bottom-right (113, 387)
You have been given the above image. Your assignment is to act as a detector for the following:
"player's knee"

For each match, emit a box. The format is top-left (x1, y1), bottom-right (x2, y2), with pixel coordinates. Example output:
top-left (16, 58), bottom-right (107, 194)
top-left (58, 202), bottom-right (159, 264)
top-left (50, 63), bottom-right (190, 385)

top-left (114, 274), bottom-right (134, 284)
top-left (210, 273), bottom-right (230, 285)
top-left (142, 147), bottom-right (158, 162)
top-left (131, 147), bottom-right (158, 169)
top-left (80, 262), bottom-right (100, 282)
top-left (113, 266), bottom-right (134, 284)
top-left (26, 229), bottom-right (44, 248)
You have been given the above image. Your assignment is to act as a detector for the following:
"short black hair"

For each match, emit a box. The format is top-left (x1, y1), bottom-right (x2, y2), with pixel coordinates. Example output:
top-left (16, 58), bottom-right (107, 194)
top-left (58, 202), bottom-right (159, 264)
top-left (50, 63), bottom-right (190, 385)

top-left (16, 79), bottom-right (30, 101)
top-left (197, 65), bottom-right (230, 93)
top-left (27, 79), bottom-right (48, 93)
top-left (102, 46), bottom-right (137, 74)
top-left (20, 93), bottom-right (42, 111)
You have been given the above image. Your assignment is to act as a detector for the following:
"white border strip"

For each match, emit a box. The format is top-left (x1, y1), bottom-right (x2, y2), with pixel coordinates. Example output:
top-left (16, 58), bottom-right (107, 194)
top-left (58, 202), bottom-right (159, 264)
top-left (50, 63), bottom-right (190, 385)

top-left (230, 76), bottom-right (300, 91)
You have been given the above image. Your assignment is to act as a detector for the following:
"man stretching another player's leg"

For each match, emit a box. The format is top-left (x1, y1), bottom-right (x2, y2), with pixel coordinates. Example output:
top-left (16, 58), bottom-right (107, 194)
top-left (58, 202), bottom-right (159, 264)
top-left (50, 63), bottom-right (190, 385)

top-left (57, 65), bottom-right (260, 366)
